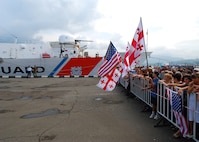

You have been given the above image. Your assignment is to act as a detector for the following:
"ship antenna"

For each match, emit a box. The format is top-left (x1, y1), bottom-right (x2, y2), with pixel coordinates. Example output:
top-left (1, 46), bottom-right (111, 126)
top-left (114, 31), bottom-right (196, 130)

top-left (11, 34), bottom-right (18, 43)
top-left (0, 26), bottom-right (18, 43)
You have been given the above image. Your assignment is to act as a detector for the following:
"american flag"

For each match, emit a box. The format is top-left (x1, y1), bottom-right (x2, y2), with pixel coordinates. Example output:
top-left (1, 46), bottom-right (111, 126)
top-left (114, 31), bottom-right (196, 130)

top-left (168, 88), bottom-right (188, 137)
top-left (98, 41), bottom-right (121, 77)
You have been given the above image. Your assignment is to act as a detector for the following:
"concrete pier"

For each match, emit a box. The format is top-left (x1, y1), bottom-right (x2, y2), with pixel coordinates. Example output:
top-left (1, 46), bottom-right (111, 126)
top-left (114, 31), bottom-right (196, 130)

top-left (0, 78), bottom-right (194, 142)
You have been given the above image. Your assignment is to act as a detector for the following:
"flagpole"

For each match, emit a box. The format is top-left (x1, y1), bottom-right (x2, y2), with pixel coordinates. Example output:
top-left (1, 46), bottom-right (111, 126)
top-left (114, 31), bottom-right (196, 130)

top-left (146, 29), bottom-right (148, 51)
top-left (104, 41), bottom-right (111, 57)
top-left (140, 18), bottom-right (149, 72)
top-left (146, 29), bottom-right (149, 70)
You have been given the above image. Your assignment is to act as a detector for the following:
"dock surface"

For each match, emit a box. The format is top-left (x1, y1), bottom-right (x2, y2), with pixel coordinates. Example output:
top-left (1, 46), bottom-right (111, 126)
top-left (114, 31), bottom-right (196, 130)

top-left (0, 78), bottom-right (194, 142)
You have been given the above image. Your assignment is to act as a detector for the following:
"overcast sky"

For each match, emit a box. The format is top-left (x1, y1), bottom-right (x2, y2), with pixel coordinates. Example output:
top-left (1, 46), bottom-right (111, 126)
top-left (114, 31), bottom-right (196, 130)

top-left (0, 0), bottom-right (199, 60)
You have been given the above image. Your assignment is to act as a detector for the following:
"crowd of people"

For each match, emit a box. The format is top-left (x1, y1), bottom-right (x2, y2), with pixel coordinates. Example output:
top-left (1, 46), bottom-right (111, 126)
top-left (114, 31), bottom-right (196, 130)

top-left (125, 65), bottom-right (199, 140)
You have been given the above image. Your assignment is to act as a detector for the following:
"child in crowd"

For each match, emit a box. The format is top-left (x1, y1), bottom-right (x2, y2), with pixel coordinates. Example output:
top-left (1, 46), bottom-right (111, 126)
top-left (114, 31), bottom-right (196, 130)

top-left (142, 71), bottom-right (160, 119)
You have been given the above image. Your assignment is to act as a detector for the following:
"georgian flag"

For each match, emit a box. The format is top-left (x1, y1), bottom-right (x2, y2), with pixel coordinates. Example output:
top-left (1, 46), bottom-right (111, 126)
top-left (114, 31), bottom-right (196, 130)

top-left (121, 42), bottom-right (133, 78)
top-left (129, 17), bottom-right (146, 69)
top-left (97, 68), bottom-right (121, 91)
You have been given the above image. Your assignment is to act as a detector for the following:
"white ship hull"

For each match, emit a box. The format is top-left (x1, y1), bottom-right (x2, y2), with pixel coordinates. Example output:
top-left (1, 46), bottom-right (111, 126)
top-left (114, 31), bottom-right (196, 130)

top-left (0, 57), bottom-right (103, 77)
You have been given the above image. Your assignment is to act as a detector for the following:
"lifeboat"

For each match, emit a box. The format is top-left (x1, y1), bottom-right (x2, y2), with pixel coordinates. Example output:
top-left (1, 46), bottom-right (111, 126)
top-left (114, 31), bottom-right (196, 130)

top-left (42, 53), bottom-right (51, 58)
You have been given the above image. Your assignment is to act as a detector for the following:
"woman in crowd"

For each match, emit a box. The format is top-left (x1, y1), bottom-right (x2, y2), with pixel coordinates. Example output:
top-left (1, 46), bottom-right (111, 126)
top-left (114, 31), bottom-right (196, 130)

top-left (187, 73), bottom-right (199, 138)
top-left (159, 73), bottom-right (173, 86)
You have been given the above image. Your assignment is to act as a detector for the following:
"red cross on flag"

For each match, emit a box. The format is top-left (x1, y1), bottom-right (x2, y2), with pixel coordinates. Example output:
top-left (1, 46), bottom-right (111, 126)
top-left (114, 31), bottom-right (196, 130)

top-left (121, 42), bottom-right (133, 78)
top-left (129, 17), bottom-right (146, 69)
top-left (97, 68), bottom-right (121, 91)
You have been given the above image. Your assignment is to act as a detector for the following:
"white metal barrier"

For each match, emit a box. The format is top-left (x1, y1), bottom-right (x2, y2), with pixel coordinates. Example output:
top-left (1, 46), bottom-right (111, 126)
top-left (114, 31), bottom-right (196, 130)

top-left (120, 74), bottom-right (199, 141)
top-left (130, 75), bottom-right (152, 107)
